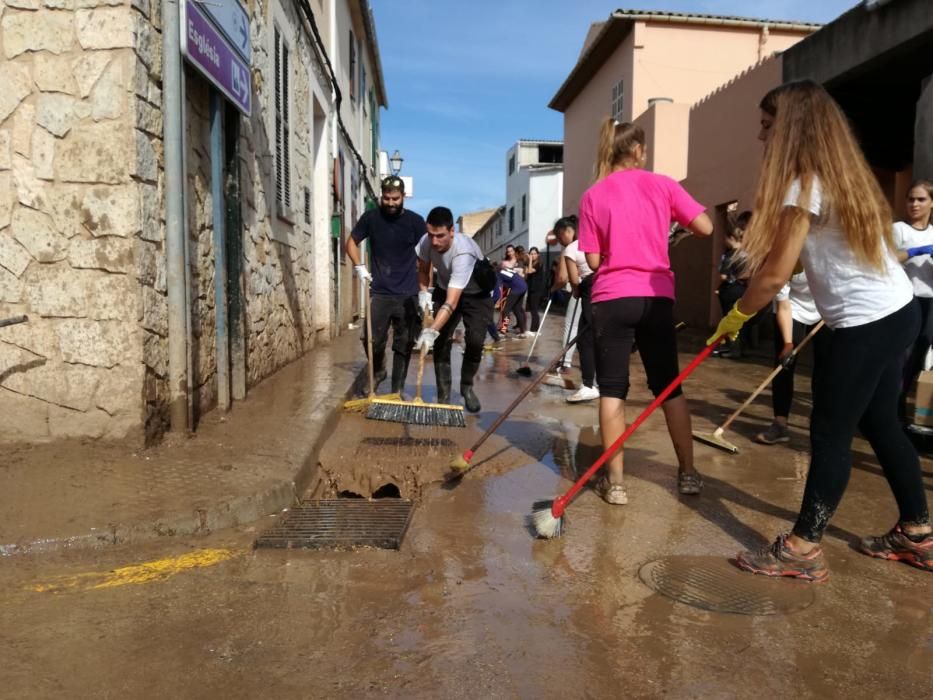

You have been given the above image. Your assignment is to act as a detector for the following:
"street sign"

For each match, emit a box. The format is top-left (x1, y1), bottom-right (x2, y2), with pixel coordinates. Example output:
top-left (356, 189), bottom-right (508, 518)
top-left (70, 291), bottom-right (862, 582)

top-left (197, 0), bottom-right (250, 62)
top-left (181, 0), bottom-right (251, 116)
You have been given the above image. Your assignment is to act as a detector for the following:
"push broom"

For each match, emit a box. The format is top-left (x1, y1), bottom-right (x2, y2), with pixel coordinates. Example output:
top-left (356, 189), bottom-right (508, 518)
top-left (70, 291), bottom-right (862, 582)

top-left (367, 310), bottom-right (466, 428)
top-left (344, 281), bottom-right (399, 412)
top-left (516, 298), bottom-right (553, 377)
top-left (530, 338), bottom-right (723, 539)
top-left (448, 329), bottom-right (583, 476)
top-left (692, 320), bottom-right (825, 454)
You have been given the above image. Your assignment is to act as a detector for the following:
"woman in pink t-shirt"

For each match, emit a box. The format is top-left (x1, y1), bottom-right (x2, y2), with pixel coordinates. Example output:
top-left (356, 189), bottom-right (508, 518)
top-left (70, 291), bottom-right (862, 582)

top-left (578, 119), bottom-right (713, 505)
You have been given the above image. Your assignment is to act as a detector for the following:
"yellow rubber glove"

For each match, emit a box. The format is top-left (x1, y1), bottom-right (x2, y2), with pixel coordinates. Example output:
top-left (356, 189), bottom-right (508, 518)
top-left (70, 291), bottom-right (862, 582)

top-left (707, 302), bottom-right (754, 345)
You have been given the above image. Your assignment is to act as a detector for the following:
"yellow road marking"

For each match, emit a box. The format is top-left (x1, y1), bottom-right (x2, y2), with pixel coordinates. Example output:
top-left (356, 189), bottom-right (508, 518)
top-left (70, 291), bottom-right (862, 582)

top-left (27, 548), bottom-right (237, 594)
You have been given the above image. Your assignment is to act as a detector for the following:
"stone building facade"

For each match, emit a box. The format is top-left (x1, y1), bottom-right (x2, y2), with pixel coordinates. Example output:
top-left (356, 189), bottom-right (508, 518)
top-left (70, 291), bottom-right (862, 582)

top-left (0, 0), bottom-right (385, 443)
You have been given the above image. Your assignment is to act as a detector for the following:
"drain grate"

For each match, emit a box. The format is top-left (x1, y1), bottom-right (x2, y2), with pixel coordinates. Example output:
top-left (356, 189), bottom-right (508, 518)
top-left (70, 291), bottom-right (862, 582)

top-left (639, 556), bottom-right (816, 615)
top-left (254, 499), bottom-right (414, 550)
top-left (356, 436), bottom-right (455, 455)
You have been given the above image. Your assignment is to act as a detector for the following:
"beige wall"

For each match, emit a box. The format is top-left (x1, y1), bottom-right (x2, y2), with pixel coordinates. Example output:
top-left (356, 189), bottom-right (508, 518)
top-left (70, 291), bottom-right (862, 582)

top-left (634, 101), bottom-right (690, 181)
top-left (675, 57), bottom-right (784, 329)
top-left (561, 21), bottom-right (811, 217)
top-left (562, 32), bottom-right (636, 217)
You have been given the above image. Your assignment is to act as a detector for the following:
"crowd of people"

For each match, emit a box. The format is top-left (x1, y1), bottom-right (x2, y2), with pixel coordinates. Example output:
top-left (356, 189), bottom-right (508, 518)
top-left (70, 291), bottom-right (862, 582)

top-left (348, 79), bottom-right (932, 580)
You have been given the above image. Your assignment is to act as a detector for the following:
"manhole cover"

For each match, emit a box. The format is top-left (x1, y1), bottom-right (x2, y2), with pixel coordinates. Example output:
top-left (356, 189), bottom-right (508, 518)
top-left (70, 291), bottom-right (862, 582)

top-left (254, 499), bottom-right (414, 550)
top-left (639, 556), bottom-right (816, 615)
top-left (356, 436), bottom-right (455, 455)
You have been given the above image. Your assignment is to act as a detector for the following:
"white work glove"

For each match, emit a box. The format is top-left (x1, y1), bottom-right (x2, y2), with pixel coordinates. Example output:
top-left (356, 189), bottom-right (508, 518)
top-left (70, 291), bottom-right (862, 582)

top-left (418, 290), bottom-right (433, 314)
top-left (354, 264), bottom-right (372, 283)
top-left (414, 327), bottom-right (440, 352)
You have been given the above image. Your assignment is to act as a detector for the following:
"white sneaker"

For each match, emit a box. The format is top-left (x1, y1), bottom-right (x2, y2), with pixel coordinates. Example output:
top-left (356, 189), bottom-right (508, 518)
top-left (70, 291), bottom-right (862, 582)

top-left (566, 385), bottom-right (600, 403)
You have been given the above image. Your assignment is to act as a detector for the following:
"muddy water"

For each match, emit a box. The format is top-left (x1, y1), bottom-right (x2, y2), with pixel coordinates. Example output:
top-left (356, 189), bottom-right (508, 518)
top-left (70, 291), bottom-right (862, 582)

top-left (1, 331), bottom-right (931, 697)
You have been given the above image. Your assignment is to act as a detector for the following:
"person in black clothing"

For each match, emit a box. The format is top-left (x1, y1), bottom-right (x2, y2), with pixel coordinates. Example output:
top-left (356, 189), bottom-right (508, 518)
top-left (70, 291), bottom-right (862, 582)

top-left (346, 176), bottom-right (426, 395)
top-left (525, 247), bottom-right (546, 333)
top-left (498, 268), bottom-right (528, 336)
top-left (714, 211), bottom-right (751, 358)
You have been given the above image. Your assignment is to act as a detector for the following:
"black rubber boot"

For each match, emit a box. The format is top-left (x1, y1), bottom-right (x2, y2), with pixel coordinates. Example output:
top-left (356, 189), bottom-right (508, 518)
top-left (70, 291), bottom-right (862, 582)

top-left (391, 353), bottom-right (410, 395)
top-left (460, 360), bottom-right (482, 413)
top-left (435, 361), bottom-right (452, 405)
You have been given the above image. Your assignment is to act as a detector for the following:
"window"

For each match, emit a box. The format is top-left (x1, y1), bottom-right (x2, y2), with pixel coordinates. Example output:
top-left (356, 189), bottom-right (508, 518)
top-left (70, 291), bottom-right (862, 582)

top-left (274, 26), bottom-right (291, 216)
top-left (508, 154), bottom-right (515, 176)
top-left (360, 62), bottom-right (367, 108)
top-left (508, 207), bottom-right (514, 232)
top-left (611, 79), bottom-right (624, 120)
top-left (538, 144), bottom-right (563, 164)
top-left (521, 195), bottom-right (526, 223)
top-left (349, 30), bottom-right (357, 106)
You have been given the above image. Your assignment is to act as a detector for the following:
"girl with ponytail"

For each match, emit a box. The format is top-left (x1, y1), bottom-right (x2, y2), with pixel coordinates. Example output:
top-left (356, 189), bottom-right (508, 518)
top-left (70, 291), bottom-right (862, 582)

top-left (578, 117), bottom-right (713, 505)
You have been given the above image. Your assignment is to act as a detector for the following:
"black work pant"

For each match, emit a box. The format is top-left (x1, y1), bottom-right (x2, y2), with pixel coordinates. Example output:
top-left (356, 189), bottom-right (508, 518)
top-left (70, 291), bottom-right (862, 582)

top-left (527, 290), bottom-right (545, 332)
top-left (770, 318), bottom-right (830, 419)
top-left (361, 293), bottom-right (419, 369)
top-left (794, 300), bottom-right (929, 542)
top-left (592, 296), bottom-right (679, 400)
top-left (432, 288), bottom-right (494, 369)
top-left (902, 296), bottom-right (933, 405)
top-left (502, 290), bottom-right (527, 334)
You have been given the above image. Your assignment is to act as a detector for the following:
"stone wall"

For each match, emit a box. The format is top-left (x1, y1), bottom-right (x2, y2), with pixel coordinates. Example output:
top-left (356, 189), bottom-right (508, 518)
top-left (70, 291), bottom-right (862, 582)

top-left (0, 0), bottom-right (155, 441)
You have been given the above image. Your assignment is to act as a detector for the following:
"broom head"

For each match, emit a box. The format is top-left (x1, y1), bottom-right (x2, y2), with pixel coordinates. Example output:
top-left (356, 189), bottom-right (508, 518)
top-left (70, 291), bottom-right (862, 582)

top-left (529, 500), bottom-right (564, 539)
top-left (691, 427), bottom-right (739, 454)
top-left (367, 396), bottom-right (466, 428)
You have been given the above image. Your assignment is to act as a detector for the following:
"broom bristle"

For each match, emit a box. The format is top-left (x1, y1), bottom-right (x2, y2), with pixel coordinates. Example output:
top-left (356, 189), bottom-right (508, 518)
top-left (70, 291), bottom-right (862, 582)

top-left (529, 500), bottom-right (564, 539)
top-left (367, 399), bottom-right (466, 428)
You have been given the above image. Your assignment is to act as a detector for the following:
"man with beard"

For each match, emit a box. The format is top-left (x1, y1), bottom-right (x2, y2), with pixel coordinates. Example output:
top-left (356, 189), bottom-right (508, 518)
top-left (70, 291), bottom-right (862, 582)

top-left (413, 207), bottom-right (494, 413)
top-left (346, 176), bottom-right (427, 395)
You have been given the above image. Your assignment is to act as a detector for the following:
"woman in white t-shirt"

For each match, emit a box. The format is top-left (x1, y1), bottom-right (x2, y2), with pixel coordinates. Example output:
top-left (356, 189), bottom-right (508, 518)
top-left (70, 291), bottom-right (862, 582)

top-left (892, 180), bottom-right (933, 418)
top-left (709, 80), bottom-right (931, 582)
top-left (555, 217), bottom-right (598, 403)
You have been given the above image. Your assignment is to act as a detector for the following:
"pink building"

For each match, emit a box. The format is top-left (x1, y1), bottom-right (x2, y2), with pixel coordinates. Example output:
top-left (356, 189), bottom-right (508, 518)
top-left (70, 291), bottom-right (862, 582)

top-left (549, 10), bottom-right (818, 217)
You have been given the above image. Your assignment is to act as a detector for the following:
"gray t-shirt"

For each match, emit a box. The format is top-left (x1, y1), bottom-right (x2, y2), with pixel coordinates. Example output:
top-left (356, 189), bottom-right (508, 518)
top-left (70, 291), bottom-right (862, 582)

top-left (416, 233), bottom-right (484, 294)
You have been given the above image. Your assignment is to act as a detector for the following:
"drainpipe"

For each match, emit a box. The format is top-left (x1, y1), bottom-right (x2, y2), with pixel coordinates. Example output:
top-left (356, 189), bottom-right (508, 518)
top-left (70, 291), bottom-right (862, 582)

top-left (162, 0), bottom-right (189, 431)
top-left (210, 89), bottom-right (230, 412)
top-left (329, 0), bottom-right (341, 332)
top-left (758, 24), bottom-right (770, 62)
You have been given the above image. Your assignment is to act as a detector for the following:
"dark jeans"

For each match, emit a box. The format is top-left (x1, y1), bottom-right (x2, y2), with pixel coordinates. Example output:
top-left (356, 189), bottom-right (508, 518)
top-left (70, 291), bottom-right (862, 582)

top-left (771, 318), bottom-right (830, 419)
top-left (902, 296), bottom-right (933, 408)
top-left (432, 287), bottom-right (494, 371)
top-left (361, 293), bottom-right (419, 369)
top-left (592, 296), bottom-right (680, 400)
top-left (502, 290), bottom-right (527, 334)
top-left (527, 290), bottom-right (545, 332)
top-left (794, 300), bottom-right (929, 542)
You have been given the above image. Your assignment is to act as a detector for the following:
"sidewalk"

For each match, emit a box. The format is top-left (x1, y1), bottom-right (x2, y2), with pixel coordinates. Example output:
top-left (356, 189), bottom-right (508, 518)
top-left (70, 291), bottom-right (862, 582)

top-left (0, 331), bottom-right (365, 555)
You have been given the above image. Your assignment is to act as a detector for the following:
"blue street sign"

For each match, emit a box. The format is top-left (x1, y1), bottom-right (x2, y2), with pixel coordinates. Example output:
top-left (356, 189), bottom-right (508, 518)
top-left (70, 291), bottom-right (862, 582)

top-left (181, 0), bottom-right (251, 116)
top-left (197, 0), bottom-right (251, 63)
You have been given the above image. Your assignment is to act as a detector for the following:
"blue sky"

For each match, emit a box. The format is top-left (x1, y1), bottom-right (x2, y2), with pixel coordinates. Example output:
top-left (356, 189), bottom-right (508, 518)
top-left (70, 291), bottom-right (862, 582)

top-left (371, 0), bottom-right (858, 220)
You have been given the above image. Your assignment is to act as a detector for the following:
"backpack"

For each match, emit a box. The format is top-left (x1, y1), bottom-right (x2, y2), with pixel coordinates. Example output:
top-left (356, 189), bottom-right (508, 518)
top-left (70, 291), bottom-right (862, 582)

top-left (471, 255), bottom-right (498, 295)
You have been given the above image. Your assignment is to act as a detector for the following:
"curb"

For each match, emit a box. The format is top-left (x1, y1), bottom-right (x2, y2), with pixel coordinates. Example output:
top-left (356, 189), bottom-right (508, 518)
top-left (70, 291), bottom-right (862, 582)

top-left (0, 339), bottom-right (364, 556)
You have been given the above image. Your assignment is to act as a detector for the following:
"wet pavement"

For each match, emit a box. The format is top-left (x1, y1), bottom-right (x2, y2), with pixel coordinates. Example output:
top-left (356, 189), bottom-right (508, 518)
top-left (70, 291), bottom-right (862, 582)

top-left (0, 325), bottom-right (931, 697)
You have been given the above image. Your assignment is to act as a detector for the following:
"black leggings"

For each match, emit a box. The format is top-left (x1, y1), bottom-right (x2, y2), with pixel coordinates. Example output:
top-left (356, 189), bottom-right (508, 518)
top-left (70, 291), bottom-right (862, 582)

top-left (902, 295), bottom-right (933, 402)
top-left (794, 300), bottom-right (930, 542)
top-left (502, 290), bottom-right (527, 334)
top-left (578, 277), bottom-right (596, 388)
top-left (526, 290), bottom-right (545, 332)
top-left (592, 296), bottom-right (680, 400)
top-left (771, 318), bottom-right (830, 419)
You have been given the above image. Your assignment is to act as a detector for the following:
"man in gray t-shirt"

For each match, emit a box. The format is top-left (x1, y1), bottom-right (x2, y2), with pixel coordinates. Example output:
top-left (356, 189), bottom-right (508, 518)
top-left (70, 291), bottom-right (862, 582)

top-left (413, 207), bottom-right (493, 413)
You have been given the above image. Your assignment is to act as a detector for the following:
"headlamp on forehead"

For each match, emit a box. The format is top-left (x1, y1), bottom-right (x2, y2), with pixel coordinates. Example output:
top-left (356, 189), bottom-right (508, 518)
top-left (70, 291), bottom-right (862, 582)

top-left (381, 176), bottom-right (405, 193)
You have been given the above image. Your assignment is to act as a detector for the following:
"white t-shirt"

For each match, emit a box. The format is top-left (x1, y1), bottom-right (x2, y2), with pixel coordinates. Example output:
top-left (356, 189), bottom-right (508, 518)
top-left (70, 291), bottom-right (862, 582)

top-left (416, 232), bottom-right (484, 293)
top-left (774, 271), bottom-right (821, 326)
top-left (562, 240), bottom-right (594, 281)
top-left (786, 177), bottom-right (912, 329)
top-left (892, 221), bottom-right (933, 298)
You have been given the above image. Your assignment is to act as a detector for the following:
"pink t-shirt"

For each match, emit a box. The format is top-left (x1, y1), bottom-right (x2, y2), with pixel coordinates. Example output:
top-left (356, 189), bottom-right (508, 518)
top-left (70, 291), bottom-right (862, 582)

top-left (578, 169), bottom-right (705, 303)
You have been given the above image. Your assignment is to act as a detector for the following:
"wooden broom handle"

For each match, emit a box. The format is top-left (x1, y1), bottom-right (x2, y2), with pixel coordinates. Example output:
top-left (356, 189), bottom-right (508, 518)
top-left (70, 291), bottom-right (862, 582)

top-left (719, 320), bottom-right (826, 433)
top-left (365, 281), bottom-right (375, 399)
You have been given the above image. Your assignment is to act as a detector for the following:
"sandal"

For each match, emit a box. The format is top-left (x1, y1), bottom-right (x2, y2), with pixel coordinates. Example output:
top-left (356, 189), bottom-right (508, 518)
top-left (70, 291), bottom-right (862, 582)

top-left (595, 476), bottom-right (628, 505)
top-left (678, 471), bottom-right (703, 495)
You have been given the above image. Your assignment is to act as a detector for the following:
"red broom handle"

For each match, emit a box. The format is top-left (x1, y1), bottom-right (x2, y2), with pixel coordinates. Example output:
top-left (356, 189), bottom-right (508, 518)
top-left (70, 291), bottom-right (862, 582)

top-left (551, 338), bottom-right (722, 517)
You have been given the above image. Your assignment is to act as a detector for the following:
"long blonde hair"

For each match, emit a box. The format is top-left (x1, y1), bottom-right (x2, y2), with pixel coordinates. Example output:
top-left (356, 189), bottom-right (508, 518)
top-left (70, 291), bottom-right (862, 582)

top-left (742, 80), bottom-right (893, 273)
top-left (595, 118), bottom-right (645, 181)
